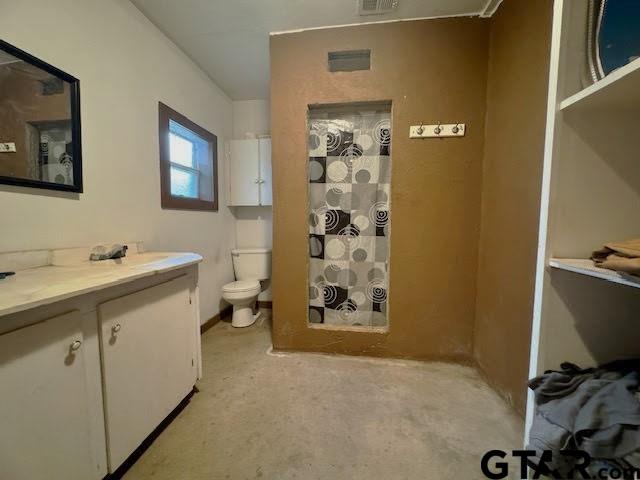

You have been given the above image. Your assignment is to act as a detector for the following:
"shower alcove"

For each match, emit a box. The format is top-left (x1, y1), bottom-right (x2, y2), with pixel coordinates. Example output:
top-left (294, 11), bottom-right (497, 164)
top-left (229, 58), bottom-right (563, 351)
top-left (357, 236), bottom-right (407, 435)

top-left (307, 102), bottom-right (392, 330)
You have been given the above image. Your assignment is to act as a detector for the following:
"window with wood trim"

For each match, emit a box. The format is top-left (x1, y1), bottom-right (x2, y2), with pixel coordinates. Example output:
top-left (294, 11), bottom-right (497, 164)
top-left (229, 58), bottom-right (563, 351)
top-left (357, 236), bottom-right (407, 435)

top-left (158, 102), bottom-right (218, 211)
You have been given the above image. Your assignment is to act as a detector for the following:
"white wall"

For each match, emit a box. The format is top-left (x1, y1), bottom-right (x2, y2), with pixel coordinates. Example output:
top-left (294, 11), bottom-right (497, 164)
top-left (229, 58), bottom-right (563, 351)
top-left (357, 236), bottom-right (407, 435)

top-left (234, 207), bottom-right (273, 250)
top-left (232, 100), bottom-right (271, 140)
top-left (0, 0), bottom-right (235, 323)
top-left (231, 100), bottom-right (273, 300)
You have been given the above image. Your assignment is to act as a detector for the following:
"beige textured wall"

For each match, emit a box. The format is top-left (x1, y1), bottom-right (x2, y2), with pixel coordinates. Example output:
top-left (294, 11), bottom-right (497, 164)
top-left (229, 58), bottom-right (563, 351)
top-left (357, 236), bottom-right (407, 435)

top-left (270, 18), bottom-right (489, 360)
top-left (474, 0), bottom-right (553, 414)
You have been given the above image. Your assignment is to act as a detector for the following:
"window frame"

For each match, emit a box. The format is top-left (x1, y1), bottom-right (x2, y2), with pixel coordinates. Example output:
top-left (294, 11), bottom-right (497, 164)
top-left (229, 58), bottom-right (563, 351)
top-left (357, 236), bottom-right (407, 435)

top-left (158, 102), bottom-right (218, 211)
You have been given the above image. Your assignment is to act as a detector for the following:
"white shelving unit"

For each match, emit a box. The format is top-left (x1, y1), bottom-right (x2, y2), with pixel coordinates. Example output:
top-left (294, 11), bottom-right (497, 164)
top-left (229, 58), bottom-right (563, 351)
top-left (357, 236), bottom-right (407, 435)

top-left (549, 258), bottom-right (640, 290)
top-left (526, 0), bottom-right (640, 440)
top-left (559, 57), bottom-right (640, 112)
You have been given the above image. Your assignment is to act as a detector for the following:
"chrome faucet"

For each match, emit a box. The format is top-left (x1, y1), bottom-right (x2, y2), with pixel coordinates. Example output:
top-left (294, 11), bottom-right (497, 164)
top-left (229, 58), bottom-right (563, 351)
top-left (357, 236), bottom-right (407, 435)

top-left (89, 244), bottom-right (128, 261)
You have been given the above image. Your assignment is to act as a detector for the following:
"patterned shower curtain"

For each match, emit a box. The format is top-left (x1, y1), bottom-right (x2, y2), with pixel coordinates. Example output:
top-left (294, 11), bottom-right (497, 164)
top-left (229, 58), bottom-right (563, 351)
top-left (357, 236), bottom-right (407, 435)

top-left (308, 106), bottom-right (391, 328)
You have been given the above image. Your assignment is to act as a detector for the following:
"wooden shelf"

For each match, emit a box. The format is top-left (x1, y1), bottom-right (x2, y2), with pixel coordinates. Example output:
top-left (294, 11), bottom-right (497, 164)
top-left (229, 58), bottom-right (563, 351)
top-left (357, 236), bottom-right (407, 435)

top-left (559, 58), bottom-right (640, 112)
top-left (549, 258), bottom-right (640, 289)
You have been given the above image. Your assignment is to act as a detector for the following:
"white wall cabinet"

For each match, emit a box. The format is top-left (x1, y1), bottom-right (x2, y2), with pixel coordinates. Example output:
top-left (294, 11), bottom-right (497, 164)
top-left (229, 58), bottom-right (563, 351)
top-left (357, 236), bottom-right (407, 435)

top-left (0, 311), bottom-right (106, 480)
top-left (99, 276), bottom-right (197, 470)
top-left (258, 138), bottom-right (272, 205)
top-left (228, 138), bottom-right (272, 206)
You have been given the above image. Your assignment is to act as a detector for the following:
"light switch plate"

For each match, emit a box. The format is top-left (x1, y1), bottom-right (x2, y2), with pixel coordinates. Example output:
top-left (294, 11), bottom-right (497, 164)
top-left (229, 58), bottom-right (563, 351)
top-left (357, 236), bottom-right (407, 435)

top-left (409, 124), bottom-right (466, 138)
top-left (0, 142), bottom-right (17, 152)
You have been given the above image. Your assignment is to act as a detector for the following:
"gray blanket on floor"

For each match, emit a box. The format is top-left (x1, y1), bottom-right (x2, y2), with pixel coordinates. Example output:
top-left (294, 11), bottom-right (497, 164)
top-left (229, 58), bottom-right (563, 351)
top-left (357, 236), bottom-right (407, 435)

top-left (528, 361), bottom-right (640, 469)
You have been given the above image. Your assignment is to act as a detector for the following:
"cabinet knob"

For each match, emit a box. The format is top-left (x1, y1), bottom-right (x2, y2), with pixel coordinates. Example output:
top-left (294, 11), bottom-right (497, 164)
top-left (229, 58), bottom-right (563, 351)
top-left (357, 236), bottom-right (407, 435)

top-left (70, 340), bottom-right (82, 351)
top-left (112, 323), bottom-right (122, 333)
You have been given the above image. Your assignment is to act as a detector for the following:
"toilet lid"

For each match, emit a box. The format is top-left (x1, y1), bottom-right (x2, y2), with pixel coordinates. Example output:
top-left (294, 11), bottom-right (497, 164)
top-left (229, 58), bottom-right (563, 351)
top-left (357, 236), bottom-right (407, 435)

top-left (223, 280), bottom-right (260, 293)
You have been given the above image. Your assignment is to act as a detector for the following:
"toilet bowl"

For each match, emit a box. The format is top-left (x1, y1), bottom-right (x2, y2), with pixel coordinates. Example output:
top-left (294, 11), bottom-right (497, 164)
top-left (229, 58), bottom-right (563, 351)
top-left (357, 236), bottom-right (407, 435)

top-left (221, 248), bottom-right (271, 328)
top-left (222, 280), bottom-right (262, 328)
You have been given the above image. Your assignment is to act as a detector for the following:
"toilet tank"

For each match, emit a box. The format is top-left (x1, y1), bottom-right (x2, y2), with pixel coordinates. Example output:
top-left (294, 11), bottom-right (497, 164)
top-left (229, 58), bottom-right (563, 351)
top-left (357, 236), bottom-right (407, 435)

top-left (231, 248), bottom-right (271, 281)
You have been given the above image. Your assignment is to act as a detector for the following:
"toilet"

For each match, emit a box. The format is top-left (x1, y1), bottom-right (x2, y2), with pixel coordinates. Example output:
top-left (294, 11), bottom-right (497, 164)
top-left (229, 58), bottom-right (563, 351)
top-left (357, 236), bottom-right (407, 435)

top-left (222, 248), bottom-right (271, 328)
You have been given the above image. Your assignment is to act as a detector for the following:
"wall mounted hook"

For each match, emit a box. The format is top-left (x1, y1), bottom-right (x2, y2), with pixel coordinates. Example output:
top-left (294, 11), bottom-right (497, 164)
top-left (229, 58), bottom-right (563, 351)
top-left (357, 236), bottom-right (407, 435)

top-left (409, 122), bottom-right (466, 139)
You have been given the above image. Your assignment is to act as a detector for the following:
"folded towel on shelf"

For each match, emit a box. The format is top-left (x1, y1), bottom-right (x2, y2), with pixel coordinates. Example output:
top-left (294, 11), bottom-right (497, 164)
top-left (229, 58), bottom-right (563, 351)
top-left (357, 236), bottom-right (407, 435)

top-left (528, 360), bottom-right (640, 474)
top-left (592, 238), bottom-right (640, 275)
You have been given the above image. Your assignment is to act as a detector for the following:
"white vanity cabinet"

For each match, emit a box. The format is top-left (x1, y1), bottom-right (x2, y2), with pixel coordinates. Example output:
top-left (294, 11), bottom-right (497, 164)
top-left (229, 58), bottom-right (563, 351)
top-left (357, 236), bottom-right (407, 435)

top-left (0, 248), bottom-right (202, 479)
top-left (0, 311), bottom-right (106, 480)
top-left (99, 275), bottom-right (197, 470)
top-left (228, 137), bottom-right (272, 206)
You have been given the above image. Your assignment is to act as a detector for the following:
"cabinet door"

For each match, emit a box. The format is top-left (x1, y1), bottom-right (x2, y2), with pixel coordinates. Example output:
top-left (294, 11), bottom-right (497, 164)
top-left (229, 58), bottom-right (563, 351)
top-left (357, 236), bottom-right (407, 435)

top-left (259, 138), bottom-right (272, 206)
top-left (98, 276), bottom-right (196, 471)
top-left (0, 311), bottom-right (104, 480)
top-left (229, 139), bottom-right (260, 206)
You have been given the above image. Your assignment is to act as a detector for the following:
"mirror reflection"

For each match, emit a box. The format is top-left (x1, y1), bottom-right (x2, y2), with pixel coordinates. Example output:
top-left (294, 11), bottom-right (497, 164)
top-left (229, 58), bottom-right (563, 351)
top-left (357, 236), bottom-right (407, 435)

top-left (0, 44), bottom-right (81, 191)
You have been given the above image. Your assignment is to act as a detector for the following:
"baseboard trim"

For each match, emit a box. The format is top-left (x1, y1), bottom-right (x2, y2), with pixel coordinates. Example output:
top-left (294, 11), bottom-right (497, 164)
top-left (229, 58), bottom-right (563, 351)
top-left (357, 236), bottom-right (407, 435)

top-left (200, 305), bottom-right (233, 334)
top-left (257, 301), bottom-right (273, 309)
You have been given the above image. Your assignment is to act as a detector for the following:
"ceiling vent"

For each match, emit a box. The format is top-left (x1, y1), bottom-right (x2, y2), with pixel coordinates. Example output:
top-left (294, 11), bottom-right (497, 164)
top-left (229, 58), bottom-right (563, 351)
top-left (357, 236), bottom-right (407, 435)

top-left (358, 0), bottom-right (399, 16)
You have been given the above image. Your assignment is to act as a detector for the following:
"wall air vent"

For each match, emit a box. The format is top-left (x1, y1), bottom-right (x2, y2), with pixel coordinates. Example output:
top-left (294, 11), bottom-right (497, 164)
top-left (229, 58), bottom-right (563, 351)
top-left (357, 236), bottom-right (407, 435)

top-left (358, 0), bottom-right (399, 16)
top-left (328, 50), bottom-right (371, 72)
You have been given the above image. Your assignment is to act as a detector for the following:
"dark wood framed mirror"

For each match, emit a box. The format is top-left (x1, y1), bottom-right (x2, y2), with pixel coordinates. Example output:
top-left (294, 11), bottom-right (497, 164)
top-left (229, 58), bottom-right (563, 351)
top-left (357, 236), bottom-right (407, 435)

top-left (0, 39), bottom-right (82, 193)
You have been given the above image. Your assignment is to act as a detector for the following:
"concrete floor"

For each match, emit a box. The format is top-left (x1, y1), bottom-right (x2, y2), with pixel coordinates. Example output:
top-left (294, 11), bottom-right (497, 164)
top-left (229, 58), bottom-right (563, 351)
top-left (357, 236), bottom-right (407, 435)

top-left (123, 311), bottom-right (524, 480)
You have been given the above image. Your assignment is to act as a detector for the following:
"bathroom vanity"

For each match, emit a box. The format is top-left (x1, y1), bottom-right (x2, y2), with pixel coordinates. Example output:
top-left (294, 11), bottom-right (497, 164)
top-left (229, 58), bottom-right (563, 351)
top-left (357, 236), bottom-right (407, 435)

top-left (0, 244), bottom-right (202, 479)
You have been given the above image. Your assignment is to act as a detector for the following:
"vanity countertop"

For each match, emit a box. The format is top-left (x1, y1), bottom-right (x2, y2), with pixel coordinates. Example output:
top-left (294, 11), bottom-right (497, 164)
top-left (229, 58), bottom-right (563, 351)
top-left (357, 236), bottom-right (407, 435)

top-left (0, 251), bottom-right (202, 318)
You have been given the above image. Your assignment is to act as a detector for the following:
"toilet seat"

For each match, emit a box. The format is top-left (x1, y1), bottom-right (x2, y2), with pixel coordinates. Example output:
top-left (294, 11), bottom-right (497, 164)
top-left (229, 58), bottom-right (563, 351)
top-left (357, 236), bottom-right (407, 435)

top-left (223, 280), bottom-right (260, 293)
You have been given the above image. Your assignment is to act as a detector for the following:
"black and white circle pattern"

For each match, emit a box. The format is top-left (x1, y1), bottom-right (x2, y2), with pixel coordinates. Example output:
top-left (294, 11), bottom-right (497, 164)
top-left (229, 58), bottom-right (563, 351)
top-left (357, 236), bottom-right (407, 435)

top-left (337, 299), bottom-right (358, 322)
top-left (369, 201), bottom-right (389, 227)
top-left (339, 143), bottom-right (364, 174)
top-left (326, 126), bottom-right (342, 152)
top-left (338, 223), bottom-right (360, 249)
top-left (373, 119), bottom-right (391, 147)
top-left (366, 280), bottom-right (388, 303)
top-left (325, 209), bottom-right (341, 231)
